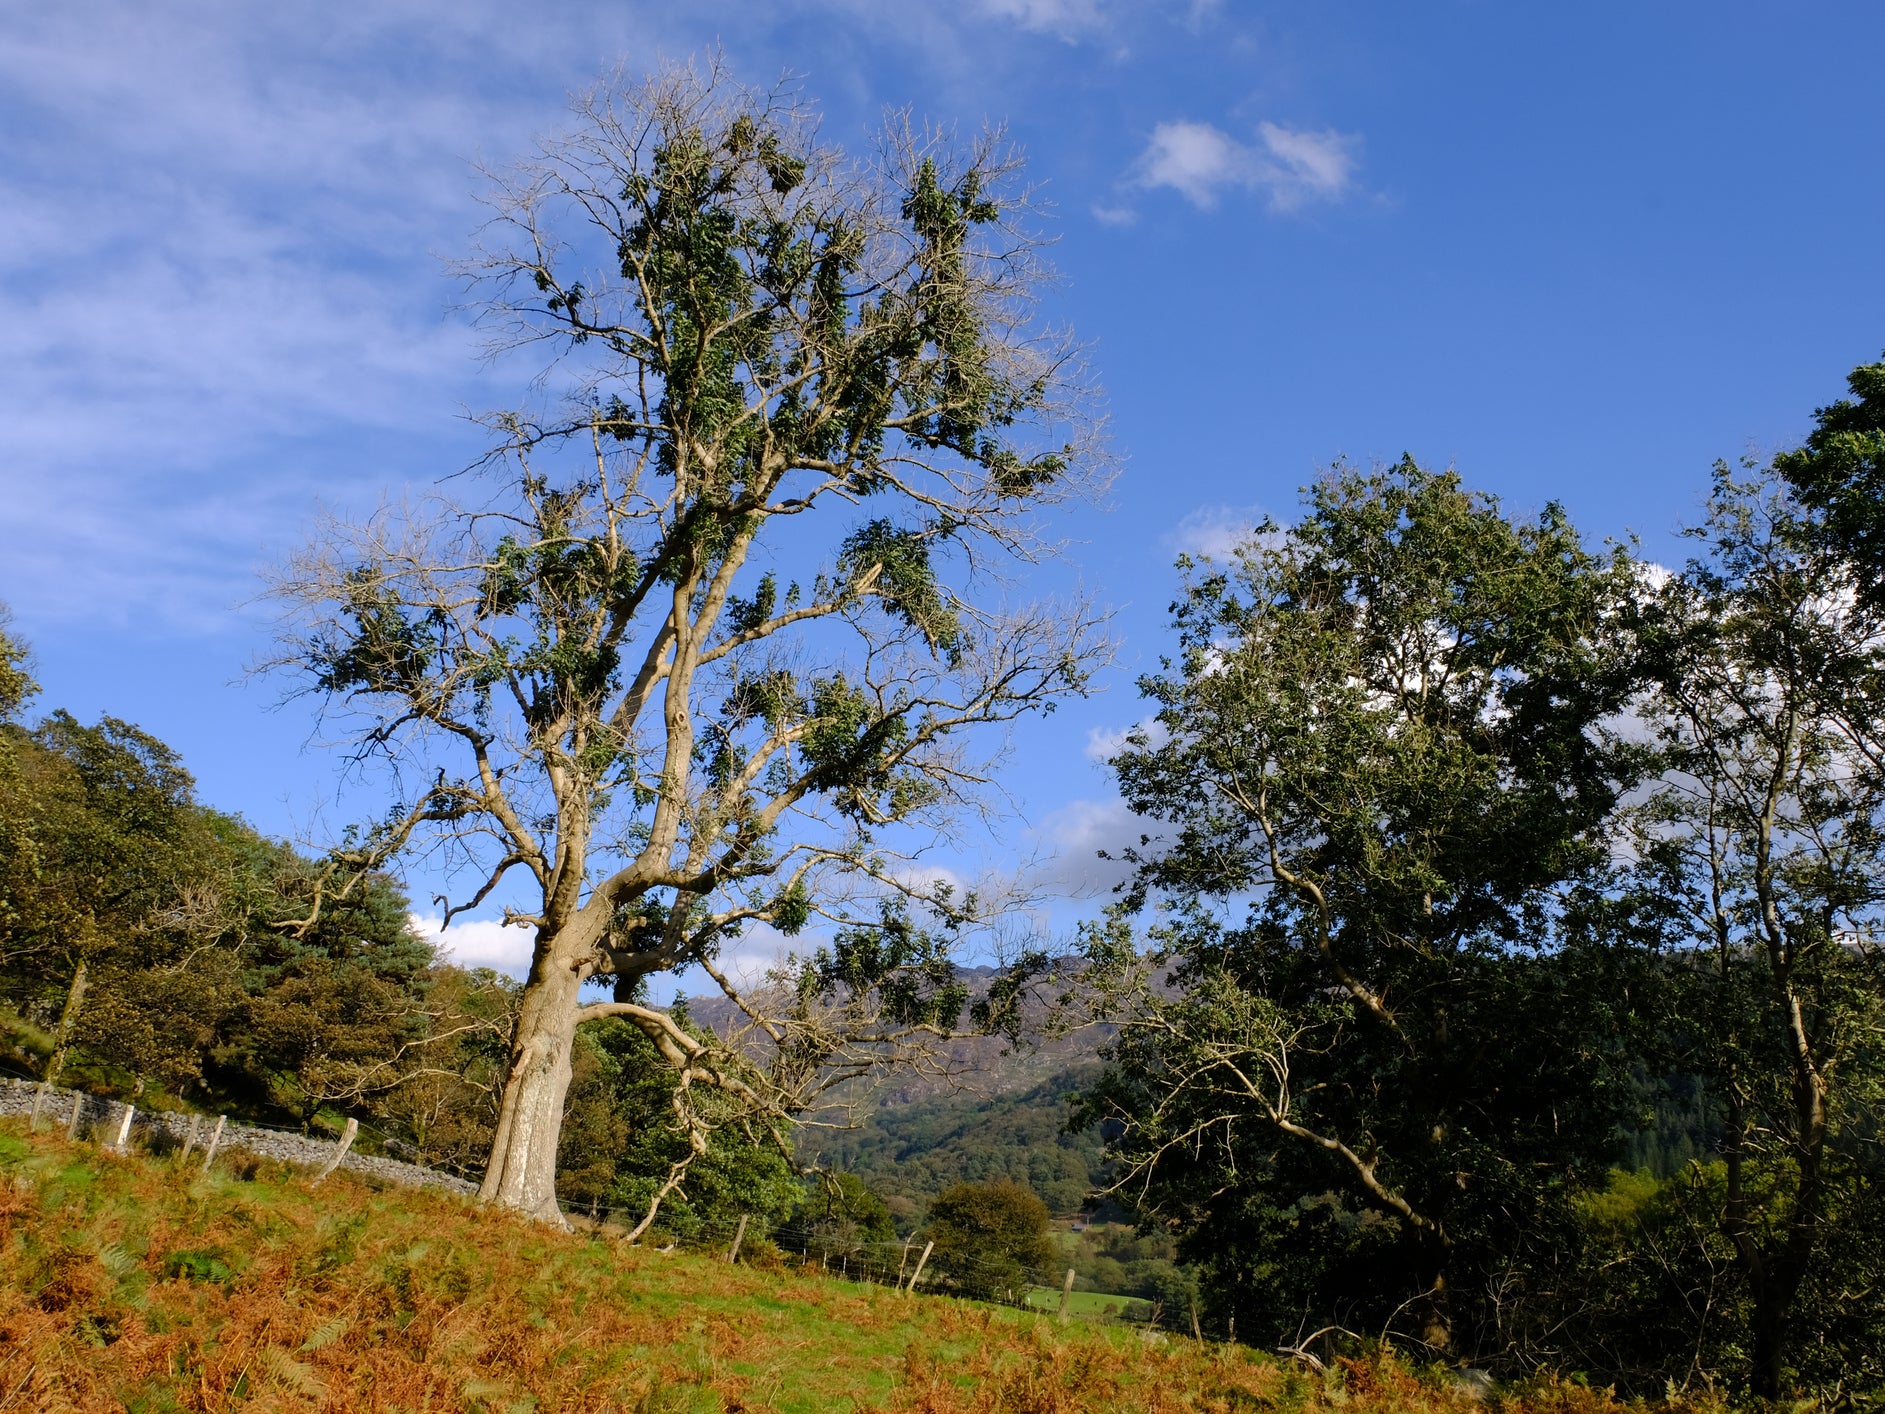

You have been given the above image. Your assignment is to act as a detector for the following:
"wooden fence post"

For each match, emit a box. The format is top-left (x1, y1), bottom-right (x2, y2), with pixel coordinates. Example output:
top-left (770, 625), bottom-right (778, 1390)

top-left (64, 1092), bottom-right (84, 1140)
top-left (1059, 1267), bottom-right (1076, 1322)
top-left (312, 1117), bottom-right (358, 1186)
top-left (903, 1239), bottom-right (934, 1295)
top-left (727, 1214), bottom-right (749, 1264)
top-left (897, 1239), bottom-right (912, 1287)
top-left (113, 1104), bottom-right (136, 1153)
top-left (29, 1080), bottom-right (49, 1130)
top-left (201, 1115), bottom-right (226, 1173)
top-left (179, 1114), bottom-right (201, 1163)
top-left (1189, 1295), bottom-right (1203, 1343)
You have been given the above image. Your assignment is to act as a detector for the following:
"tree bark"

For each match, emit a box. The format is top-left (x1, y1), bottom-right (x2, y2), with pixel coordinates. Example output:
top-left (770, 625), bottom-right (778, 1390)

top-left (1744, 1168), bottom-right (1819, 1400)
top-left (44, 960), bottom-right (87, 1088)
top-left (478, 936), bottom-right (584, 1223)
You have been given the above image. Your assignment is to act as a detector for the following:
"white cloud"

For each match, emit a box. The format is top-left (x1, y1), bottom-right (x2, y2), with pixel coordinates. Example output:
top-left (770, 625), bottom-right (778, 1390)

top-left (410, 911), bottom-right (535, 975)
top-left (1182, 0), bottom-right (1224, 29)
top-left (1083, 716), bottom-right (1166, 762)
top-left (1090, 203), bottom-right (1139, 227)
top-left (409, 909), bottom-right (801, 1001)
top-left (0, 3), bottom-right (660, 630)
top-left (891, 863), bottom-right (972, 900)
top-left (1029, 796), bottom-right (1153, 898)
top-left (1130, 119), bottom-right (1359, 212)
top-left (1257, 121), bottom-right (1356, 200)
top-left (1166, 502), bottom-right (1270, 558)
top-left (974, 0), bottom-right (1108, 39)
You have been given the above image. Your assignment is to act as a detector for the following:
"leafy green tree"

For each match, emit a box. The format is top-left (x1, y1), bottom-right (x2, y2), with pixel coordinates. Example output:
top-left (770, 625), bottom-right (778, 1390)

top-left (0, 688), bottom-right (476, 1135)
top-left (922, 1178), bottom-right (1055, 1304)
top-left (1081, 460), bottom-right (1648, 1358)
top-left (0, 710), bottom-right (229, 1094)
top-left (266, 60), bottom-right (1105, 1221)
top-left (0, 604), bottom-right (36, 724)
top-left (1626, 463), bottom-right (1885, 1398)
top-left (1773, 353), bottom-right (1885, 604)
top-left (555, 1013), bottom-right (801, 1241)
top-left (792, 1171), bottom-right (897, 1262)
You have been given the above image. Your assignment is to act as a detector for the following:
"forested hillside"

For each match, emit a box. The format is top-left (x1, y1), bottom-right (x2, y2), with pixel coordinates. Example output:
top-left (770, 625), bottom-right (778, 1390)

top-left (814, 1066), bottom-right (1106, 1220)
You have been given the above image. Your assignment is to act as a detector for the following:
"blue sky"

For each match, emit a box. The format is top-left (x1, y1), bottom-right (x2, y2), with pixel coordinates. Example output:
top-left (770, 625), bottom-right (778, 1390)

top-left (4, 1), bottom-right (1882, 979)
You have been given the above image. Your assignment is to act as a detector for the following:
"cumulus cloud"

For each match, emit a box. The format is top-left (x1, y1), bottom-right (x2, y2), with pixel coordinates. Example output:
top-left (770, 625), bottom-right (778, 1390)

top-left (1029, 796), bottom-right (1156, 898)
top-left (410, 912), bottom-right (535, 975)
top-left (409, 910), bottom-right (800, 997)
top-left (890, 863), bottom-right (972, 900)
top-left (705, 920), bottom-right (797, 988)
top-left (1130, 118), bottom-right (1359, 211)
top-left (1083, 716), bottom-right (1166, 763)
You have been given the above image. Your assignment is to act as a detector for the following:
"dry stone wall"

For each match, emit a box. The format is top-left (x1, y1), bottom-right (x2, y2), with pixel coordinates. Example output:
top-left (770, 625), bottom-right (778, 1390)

top-left (0, 1077), bottom-right (476, 1196)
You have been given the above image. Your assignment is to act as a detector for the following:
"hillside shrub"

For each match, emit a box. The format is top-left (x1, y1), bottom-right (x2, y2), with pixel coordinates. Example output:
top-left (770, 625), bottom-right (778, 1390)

top-left (923, 1178), bottom-right (1055, 1304)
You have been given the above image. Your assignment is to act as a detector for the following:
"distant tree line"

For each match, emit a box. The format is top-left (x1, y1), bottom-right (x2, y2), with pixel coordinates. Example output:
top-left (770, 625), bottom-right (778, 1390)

top-left (1077, 356), bottom-right (1885, 1400)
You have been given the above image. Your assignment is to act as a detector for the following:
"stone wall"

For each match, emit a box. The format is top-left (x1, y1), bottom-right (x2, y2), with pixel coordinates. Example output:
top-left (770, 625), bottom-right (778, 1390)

top-left (0, 1077), bottom-right (476, 1196)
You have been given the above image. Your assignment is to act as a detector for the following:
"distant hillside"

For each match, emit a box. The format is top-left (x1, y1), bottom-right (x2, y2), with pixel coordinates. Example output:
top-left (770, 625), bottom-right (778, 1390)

top-left (806, 1064), bottom-right (1108, 1220)
top-left (687, 974), bottom-right (1114, 1218)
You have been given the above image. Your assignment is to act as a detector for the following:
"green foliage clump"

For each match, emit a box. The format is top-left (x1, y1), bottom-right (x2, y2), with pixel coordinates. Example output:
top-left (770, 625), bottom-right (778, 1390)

top-left (556, 1016), bottom-right (800, 1241)
top-left (791, 1171), bottom-right (897, 1263)
top-left (922, 1178), bottom-right (1055, 1304)
top-left (0, 701), bottom-right (433, 1116)
top-left (0, 605), bottom-right (38, 723)
top-left (1774, 353), bottom-right (1885, 604)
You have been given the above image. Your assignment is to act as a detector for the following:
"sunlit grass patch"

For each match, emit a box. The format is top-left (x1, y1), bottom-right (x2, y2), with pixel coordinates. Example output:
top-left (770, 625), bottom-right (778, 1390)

top-left (0, 1120), bottom-right (1723, 1413)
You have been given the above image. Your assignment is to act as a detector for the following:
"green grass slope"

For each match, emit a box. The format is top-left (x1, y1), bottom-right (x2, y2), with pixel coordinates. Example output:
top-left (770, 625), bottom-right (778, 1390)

top-left (0, 1123), bottom-right (1708, 1413)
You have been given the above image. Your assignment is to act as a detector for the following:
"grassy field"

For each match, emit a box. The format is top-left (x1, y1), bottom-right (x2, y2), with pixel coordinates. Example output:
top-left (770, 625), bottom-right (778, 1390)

top-left (0, 1123), bottom-right (1708, 1413)
top-left (1021, 1286), bottom-right (1137, 1319)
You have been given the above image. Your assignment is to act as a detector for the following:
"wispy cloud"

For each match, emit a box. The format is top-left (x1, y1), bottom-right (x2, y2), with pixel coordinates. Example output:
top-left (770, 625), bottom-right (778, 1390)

top-left (1166, 502), bottom-right (1270, 558)
top-left (0, 3), bottom-right (664, 631)
top-left (974, 0), bottom-right (1108, 40)
top-left (1129, 118), bottom-right (1359, 211)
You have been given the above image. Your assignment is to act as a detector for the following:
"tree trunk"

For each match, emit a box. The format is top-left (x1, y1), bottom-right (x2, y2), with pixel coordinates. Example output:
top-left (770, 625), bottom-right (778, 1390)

top-left (1415, 1249), bottom-right (1453, 1355)
top-left (45, 961), bottom-right (87, 1087)
top-left (1749, 1300), bottom-right (1785, 1401)
top-left (1746, 1210), bottom-right (1817, 1400)
top-left (479, 939), bottom-right (584, 1223)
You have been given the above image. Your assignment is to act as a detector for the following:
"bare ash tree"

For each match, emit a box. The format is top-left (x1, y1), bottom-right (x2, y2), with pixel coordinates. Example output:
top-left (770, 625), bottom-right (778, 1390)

top-left (266, 60), bottom-right (1108, 1222)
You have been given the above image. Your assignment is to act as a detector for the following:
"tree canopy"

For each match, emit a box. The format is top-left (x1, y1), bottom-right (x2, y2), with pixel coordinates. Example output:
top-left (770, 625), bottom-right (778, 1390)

top-left (1081, 459), bottom-right (1649, 1355)
top-left (267, 59), bottom-right (1107, 1221)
